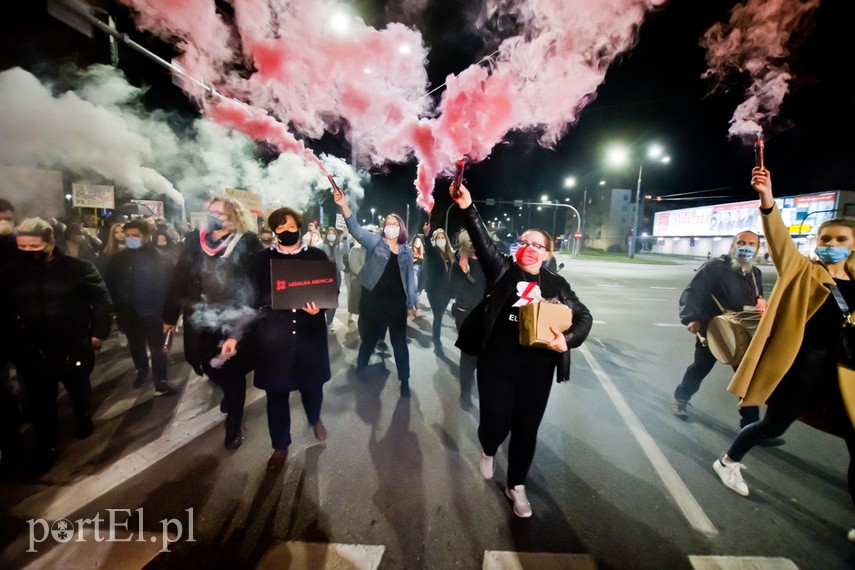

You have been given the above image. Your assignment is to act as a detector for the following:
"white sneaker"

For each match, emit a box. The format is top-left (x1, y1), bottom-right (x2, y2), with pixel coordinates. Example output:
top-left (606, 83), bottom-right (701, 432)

top-left (713, 457), bottom-right (749, 496)
top-left (479, 453), bottom-right (494, 479)
top-left (328, 323), bottom-right (337, 333)
top-left (505, 485), bottom-right (533, 518)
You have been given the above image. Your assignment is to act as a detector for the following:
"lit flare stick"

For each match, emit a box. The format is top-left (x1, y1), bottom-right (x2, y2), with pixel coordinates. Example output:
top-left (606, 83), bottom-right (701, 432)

top-left (450, 157), bottom-right (467, 199)
top-left (754, 136), bottom-right (765, 170)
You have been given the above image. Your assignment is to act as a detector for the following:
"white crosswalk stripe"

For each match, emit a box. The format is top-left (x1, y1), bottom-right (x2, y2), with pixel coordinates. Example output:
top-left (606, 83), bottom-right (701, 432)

top-left (688, 555), bottom-right (799, 569)
top-left (483, 551), bottom-right (597, 569)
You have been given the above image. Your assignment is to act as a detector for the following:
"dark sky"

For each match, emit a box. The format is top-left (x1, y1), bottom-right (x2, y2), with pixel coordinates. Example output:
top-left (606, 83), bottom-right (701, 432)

top-left (3, 1), bottom-right (855, 229)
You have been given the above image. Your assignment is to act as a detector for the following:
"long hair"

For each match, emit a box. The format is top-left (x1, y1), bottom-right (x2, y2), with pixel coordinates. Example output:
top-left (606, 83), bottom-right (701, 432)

top-left (206, 196), bottom-right (257, 234)
top-left (103, 222), bottom-right (126, 256)
top-left (431, 228), bottom-right (455, 262)
top-left (382, 213), bottom-right (409, 244)
top-left (818, 217), bottom-right (855, 275)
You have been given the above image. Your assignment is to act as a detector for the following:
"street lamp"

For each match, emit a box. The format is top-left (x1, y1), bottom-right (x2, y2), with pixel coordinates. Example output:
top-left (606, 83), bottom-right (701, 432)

top-left (607, 143), bottom-right (670, 259)
top-left (370, 207), bottom-right (376, 226)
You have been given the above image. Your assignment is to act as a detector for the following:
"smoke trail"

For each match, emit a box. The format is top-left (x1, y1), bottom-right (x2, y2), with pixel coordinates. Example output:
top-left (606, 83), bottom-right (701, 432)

top-left (701, 0), bottom-right (821, 142)
top-left (115, 0), bottom-right (663, 211)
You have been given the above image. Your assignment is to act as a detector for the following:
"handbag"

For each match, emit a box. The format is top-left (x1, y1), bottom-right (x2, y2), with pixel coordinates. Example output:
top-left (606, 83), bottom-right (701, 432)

top-left (828, 284), bottom-right (855, 369)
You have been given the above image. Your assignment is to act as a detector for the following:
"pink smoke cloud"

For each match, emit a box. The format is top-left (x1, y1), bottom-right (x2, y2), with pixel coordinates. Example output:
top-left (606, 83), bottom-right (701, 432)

top-left (701, 0), bottom-right (821, 142)
top-left (118, 0), bottom-right (665, 211)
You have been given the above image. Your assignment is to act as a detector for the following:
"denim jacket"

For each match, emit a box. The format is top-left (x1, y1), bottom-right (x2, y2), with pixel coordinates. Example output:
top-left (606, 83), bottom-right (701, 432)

top-left (345, 215), bottom-right (418, 308)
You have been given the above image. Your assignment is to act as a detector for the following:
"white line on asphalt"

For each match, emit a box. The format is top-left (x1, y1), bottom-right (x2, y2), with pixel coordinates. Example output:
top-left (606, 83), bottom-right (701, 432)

top-left (600, 284), bottom-right (625, 288)
top-left (17, 373), bottom-right (266, 521)
top-left (650, 286), bottom-right (677, 290)
top-left (654, 323), bottom-right (685, 328)
top-left (592, 320), bottom-right (607, 325)
top-left (629, 298), bottom-right (667, 302)
top-left (688, 555), bottom-right (799, 569)
top-left (257, 542), bottom-right (386, 570)
top-left (578, 344), bottom-right (718, 537)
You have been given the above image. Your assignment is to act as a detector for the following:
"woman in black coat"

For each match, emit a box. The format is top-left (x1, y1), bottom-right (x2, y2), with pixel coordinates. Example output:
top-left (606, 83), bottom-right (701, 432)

top-left (234, 207), bottom-right (332, 472)
top-left (451, 183), bottom-right (593, 519)
top-left (423, 225), bottom-right (455, 355)
top-left (162, 196), bottom-right (262, 451)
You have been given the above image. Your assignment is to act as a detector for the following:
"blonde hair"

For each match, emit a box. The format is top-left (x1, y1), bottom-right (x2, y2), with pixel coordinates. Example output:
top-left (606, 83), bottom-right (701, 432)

top-left (206, 196), bottom-right (257, 234)
top-left (819, 217), bottom-right (855, 275)
top-left (15, 217), bottom-right (54, 243)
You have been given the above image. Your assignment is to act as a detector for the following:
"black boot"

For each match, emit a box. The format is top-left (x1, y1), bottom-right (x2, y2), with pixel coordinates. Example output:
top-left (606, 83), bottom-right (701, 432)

top-left (400, 378), bottom-right (411, 398)
top-left (224, 414), bottom-right (243, 450)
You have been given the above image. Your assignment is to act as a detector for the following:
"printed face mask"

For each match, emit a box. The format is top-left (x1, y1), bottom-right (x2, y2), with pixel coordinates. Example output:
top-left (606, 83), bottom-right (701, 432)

top-left (734, 245), bottom-right (756, 262)
top-left (125, 236), bottom-right (143, 250)
top-left (515, 245), bottom-right (541, 267)
top-left (384, 225), bottom-right (400, 239)
top-left (815, 246), bottom-right (852, 264)
top-left (276, 230), bottom-right (300, 246)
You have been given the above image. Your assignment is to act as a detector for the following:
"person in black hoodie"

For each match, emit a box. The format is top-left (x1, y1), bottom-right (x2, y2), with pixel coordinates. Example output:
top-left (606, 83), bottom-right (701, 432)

top-left (6, 217), bottom-right (112, 476)
top-left (104, 219), bottom-right (176, 395)
top-left (162, 197), bottom-right (262, 450)
top-left (451, 183), bottom-right (592, 518)
top-left (422, 224), bottom-right (455, 356)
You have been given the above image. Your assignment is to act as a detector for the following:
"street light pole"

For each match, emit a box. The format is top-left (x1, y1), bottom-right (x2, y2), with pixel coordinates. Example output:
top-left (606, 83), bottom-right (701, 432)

top-left (630, 162), bottom-right (643, 259)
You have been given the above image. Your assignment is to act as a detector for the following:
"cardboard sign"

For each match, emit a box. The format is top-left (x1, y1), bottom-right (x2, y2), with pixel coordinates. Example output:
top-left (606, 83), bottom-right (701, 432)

top-left (72, 183), bottom-right (115, 209)
top-left (335, 213), bottom-right (346, 231)
top-left (270, 259), bottom-right (339, 310)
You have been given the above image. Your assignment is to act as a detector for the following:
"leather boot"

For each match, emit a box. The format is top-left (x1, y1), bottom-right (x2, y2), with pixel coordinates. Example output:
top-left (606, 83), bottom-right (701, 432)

top-left (224, 413), bottom-right (243, 450)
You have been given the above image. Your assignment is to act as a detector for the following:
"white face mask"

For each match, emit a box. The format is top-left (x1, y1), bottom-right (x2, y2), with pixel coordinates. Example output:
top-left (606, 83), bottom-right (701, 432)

top-left (384, 226), bottom-right (400, 239)
top-left (435, 238), bottom-right (447, 249)
top-left (327, 234), bottom-right (336, 242)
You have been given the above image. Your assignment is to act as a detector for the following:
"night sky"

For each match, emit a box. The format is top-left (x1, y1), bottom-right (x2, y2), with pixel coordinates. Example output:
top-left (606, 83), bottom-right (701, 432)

top-left (3, 1), bottom-right (855, 231)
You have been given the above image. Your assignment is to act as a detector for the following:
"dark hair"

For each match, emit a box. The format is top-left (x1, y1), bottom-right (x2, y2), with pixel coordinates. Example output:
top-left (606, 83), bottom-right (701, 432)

top-left (268, 207), bottom-right (303, 231)
top-left (0, 198), bottom-right (13, 213)
top-left (520, 228), bottom-right (554, 254)
top-left (382, 213), bottom-right (408, 244)
top-left (124, 218), bottom-right (153, 236)
top-left (153, 229), bottom-right (174, 245)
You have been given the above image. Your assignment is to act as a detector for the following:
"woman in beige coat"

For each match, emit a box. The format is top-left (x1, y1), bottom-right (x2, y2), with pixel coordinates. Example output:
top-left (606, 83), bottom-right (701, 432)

top-left (714, 168), bottom-right (855, 536)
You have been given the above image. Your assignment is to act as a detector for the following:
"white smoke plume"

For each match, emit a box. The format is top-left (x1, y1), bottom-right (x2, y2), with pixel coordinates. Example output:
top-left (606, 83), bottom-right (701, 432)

top-left (701, 0), bottom-right (821, 142)
top-left (0, 65), bottom-right (365, 215)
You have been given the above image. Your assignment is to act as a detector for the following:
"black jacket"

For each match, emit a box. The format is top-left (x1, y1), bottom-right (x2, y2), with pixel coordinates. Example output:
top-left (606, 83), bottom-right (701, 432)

top-left (454, 205), bottom-right (592, 382)
top-left (678, 255), bottom-right (763, 335)
top-left (162, 230), bottom-right (262, 371)
top-left (104, 244), bottom-right (173, 322)
top-left (449, 254), bottom-right (486, 313)
top-left (6, 250), bottom-right (112, 348)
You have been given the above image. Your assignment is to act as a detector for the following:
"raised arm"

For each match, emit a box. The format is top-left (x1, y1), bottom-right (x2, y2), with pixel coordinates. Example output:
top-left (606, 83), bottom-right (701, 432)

top-left (449, 182), bottom-right (510, 285)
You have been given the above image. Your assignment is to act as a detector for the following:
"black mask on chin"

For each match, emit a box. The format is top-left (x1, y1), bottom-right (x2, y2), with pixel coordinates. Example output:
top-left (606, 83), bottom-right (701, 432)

top-left (207, 214), bottom-right (225, 232)
top-left (276, 230), bottom-right (300, 246)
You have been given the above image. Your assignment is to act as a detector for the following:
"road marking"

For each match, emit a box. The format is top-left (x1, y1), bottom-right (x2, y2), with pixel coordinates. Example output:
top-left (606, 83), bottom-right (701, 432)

top-left (256, 542), bottom-right (385, 570)
top-left (650, 286), bottom-right (677, 290)
top-left (592, 320), bottom-right (607, 325)
top-left (483, 551), bottom-right (597, 569)
top-left (688, 556), bottom-right (799, 569)
top-left (16, 373), bottom-right (266, 521)
top-left (22, 529), bottom-right (168, 569)
top-left (629, 298), bottom-right (667, 302)
top-left (600, 284), bottom-right (625, 288)
top-left (654, 323), bottom-right (684, 327)
top-left (578, 344), bottom-right (718, 536)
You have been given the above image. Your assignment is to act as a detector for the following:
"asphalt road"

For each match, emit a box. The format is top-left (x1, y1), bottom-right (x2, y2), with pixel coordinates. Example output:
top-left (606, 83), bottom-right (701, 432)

top-left (1, 254), bottom-right (853, 569)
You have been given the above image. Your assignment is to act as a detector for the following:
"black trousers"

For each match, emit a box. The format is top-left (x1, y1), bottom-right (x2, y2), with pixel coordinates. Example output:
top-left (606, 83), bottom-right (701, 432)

top-left (453, 305), bottom-right (477, 402)
top-left (122, 312), bottom-right (168, 381)
top-left (0, 360), bottom-right (22, 458)
top-left (15, 345), bottom-right (94, 451)
top-left (728, 347), bottom-right (855, 506)
top-left (426, 288), bottom-right (450, 345)
top-left (477, 359), bottom-right (553, 487)
top-left (675, 338), bottom-right (760, 426)
top-left (198, 330), bottom-right (247, 418)
top-left (357, 293), bottom-right (409, 380)
top-left (265, 385), bottom-right (324, 450)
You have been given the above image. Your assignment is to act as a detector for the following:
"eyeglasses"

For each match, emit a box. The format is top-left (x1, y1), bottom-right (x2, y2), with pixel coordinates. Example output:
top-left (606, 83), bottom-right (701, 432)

top-left (208, 210), bottom-right (228, 219)
top-left (518, 239), bottom-right (547, 251)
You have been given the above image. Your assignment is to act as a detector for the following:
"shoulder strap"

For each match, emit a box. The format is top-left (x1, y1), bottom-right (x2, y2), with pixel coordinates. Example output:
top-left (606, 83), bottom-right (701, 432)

top-left (829, 284), bottom-right (852, 324)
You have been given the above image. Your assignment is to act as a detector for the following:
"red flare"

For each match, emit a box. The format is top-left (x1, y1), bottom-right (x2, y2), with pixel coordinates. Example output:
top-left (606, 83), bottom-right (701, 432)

top-left (451, 157), bottom-right (466, 199)
top-left (754, 137), bottom-right (765, 169)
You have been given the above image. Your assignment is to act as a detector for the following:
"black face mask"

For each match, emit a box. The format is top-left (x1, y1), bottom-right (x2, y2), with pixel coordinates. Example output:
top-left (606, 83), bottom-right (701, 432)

top-left (276, 230), bottom-right (300, 246)
top-left (207, 214), bottom-right (225, 232)
top-left (21, 249), bottom-right (47, 264)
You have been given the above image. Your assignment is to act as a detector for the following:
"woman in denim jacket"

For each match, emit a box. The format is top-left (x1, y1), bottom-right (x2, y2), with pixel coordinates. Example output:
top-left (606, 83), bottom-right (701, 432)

top-left (333, 189), bottom-right (418, 396)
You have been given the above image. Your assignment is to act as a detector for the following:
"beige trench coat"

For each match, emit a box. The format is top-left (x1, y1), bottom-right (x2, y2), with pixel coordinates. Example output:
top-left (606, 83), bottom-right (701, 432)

top-left (728, 204), bottom-right (855, 427)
